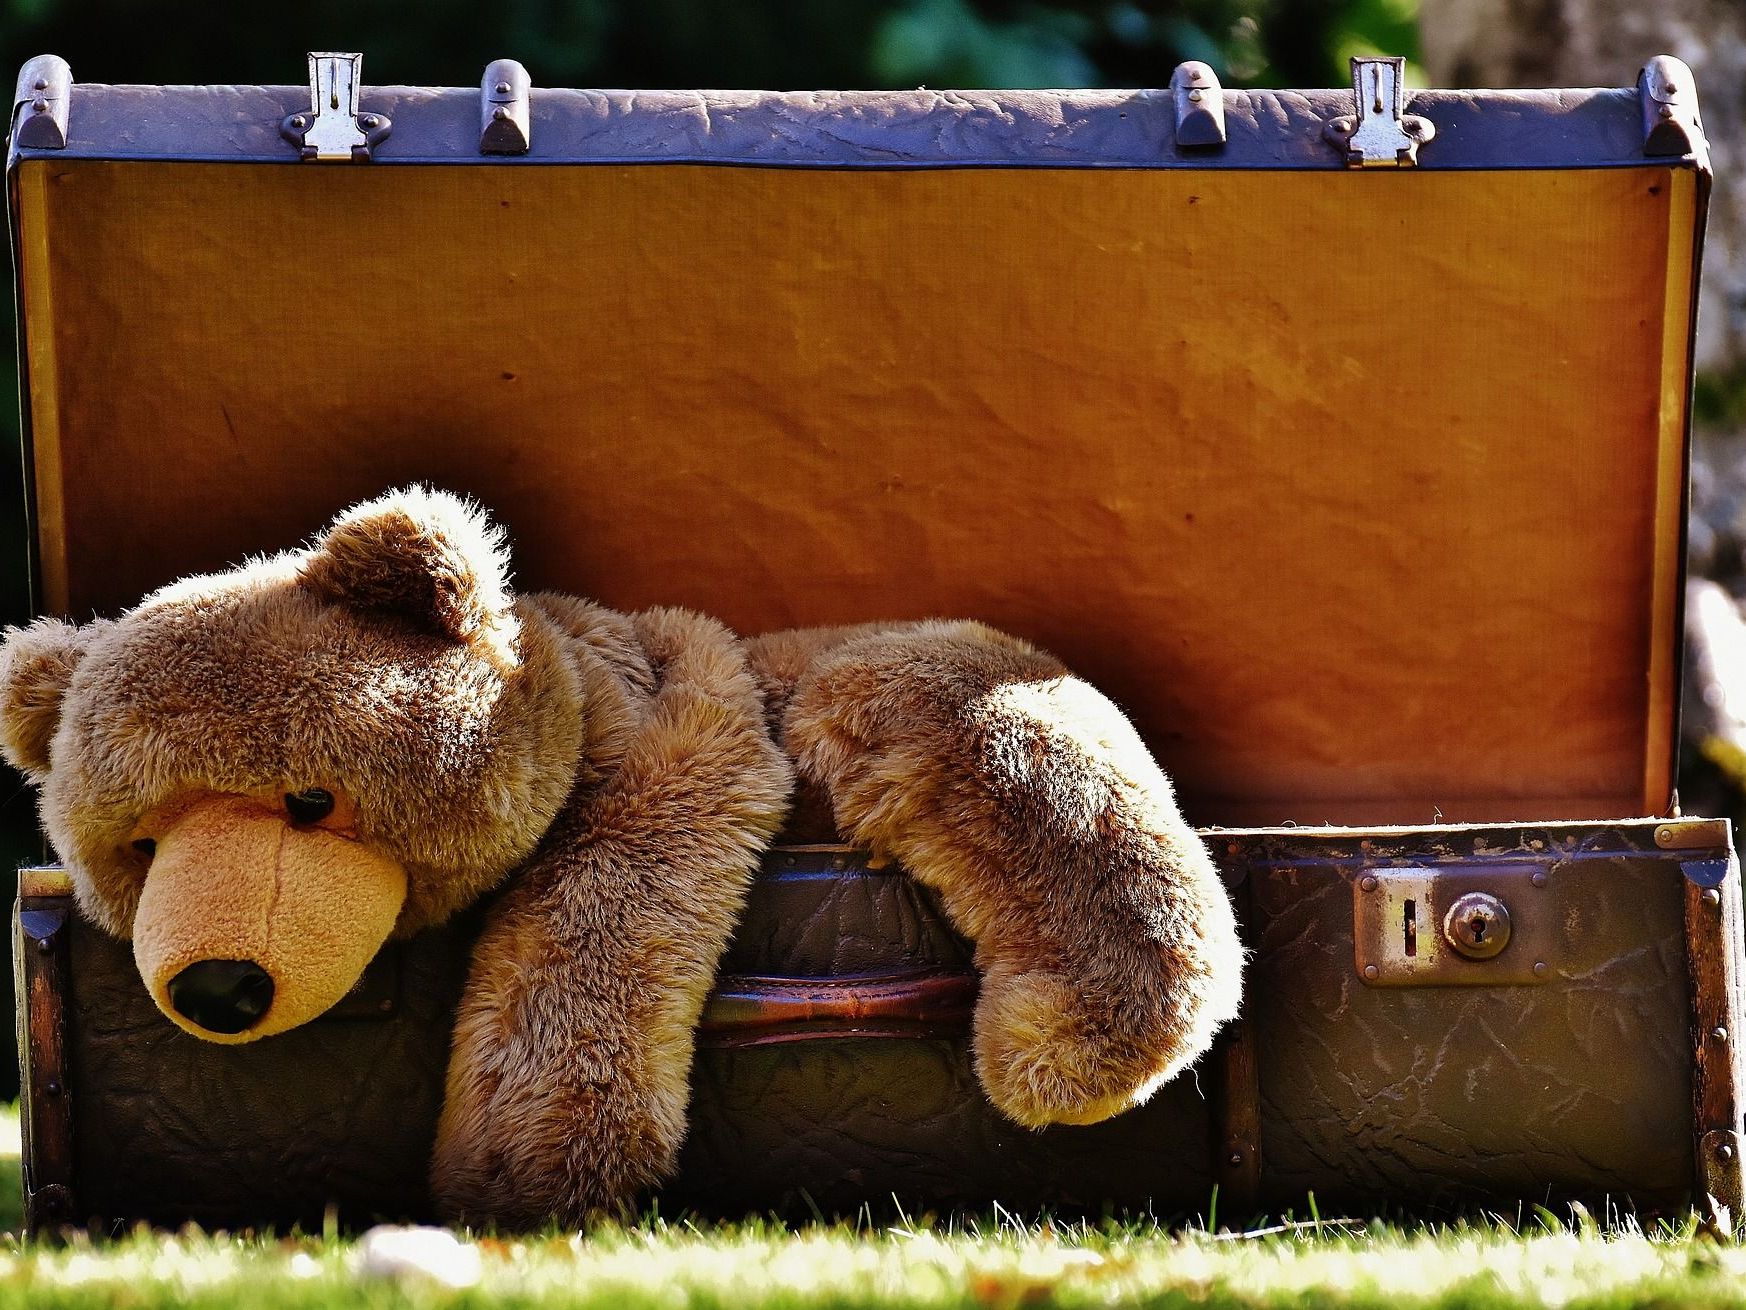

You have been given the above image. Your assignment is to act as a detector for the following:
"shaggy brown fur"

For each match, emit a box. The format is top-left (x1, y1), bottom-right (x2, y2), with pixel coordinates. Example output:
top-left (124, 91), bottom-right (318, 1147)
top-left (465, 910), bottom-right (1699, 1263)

top-left (432, 605), bottom-right (791, 1225)
top-left (753, 622), bottom-right (1243, 1127)
top-left (0, 487), bottom-right (1243, 1225)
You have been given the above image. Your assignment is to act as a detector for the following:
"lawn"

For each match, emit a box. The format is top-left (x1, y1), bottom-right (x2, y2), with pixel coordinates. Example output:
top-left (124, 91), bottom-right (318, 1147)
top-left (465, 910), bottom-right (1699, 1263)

top-left (1, 1113), bottom-right (1746, 1309)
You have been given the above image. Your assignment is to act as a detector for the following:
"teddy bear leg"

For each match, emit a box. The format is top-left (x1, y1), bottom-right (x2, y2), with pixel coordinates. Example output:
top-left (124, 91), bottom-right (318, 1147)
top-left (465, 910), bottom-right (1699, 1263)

top-left (780, 621), bottom-right (1244, 1129)
top-left (432, 610), bottom-right (792, 1227)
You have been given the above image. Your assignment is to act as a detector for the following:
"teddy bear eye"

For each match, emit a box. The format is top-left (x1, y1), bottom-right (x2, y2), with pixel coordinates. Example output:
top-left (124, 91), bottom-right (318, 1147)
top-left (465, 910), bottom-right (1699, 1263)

top-left (284, 788), bottom-right (335, 825)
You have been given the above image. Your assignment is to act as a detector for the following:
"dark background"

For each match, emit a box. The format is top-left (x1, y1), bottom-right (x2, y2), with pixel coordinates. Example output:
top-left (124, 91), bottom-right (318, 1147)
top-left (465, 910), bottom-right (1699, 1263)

top-left (5, 0), bottom-right (1413, 1097)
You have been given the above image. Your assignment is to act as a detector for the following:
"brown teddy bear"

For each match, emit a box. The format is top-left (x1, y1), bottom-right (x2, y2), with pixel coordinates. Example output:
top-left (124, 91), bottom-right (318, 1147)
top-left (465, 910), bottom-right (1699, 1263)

top-left (0, 487), bottom-right (1242, 1227)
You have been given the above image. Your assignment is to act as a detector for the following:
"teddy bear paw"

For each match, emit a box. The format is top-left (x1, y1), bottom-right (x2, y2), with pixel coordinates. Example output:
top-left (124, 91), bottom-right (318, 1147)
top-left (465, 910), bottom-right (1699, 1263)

top-left (971, 964), bottom-right (1199, 1129)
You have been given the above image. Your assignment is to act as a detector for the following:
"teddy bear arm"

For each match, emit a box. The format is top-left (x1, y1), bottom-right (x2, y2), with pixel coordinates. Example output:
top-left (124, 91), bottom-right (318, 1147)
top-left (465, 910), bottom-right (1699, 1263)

top-left (742, 622), bottom-right (923, 734)
top-left (433, 614), bottom-right (792, 1226)
top-left (782, 621), bottom-right (1245, 1129)
top-left (432, 849), bottom-right (732, 1226)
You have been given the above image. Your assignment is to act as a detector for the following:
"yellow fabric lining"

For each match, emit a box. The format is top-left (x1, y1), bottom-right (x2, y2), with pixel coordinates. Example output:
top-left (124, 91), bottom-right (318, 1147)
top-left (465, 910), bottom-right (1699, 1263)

top-left (16, 160), bottom-right (1690, 824)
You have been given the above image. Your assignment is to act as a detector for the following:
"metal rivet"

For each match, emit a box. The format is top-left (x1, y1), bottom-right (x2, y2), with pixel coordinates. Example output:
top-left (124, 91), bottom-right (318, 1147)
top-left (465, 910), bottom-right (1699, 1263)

top-left (1360, 875), bottom-right (1378, 892)
top-left (290, 114), bottom-right (307, 130)
top-left (1533, 961), bottom-right (1548, 977)
top-left (360, 114), bottom-right (380, 129)
top-left (1656, 824), bottom-right (1676, 847)
top-left (1715, 1027), bottom-right (1730, 1042)
top-left (493, 106), bottom-right (510, 121)
top-left (36, 936), bottom-right (53, 955)
top-left (1228, 1151), bottom-right (1243, 1167)
top-left (1188, 88), bottom-right (1203, 103)
top-left (45, 1080), bottom-right (61, 1096)
top-left (1705, 888), bottom-right (1722, 907)
top-left (31, 97), bottom-right (47, 113)
top-left (495, 80), bottom-right (512, 95)
top-left (1531, 871), bottom-right (1548, 888)
top-left (1363, 963), bottom-right (1379, 979)
top-left (1661, 104), bottom-right (1676, 119)
top-left (378, 998), bottom-right (393, 1013)
top-left (33, 77), bottom-right (47, 90)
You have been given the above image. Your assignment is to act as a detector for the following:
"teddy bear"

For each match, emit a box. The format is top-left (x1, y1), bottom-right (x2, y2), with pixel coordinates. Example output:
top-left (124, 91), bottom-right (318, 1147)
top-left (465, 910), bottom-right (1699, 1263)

top-left (0, 486), bottom-right (1243, 1227)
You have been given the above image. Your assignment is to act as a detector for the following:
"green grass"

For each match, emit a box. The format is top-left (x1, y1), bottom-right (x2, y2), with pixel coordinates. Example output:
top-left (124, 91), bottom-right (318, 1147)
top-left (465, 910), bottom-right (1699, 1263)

top-left (8, 1212), bottom-right (1746, 1310)
top-left (1, 1110), bottom-right (1746, 1308)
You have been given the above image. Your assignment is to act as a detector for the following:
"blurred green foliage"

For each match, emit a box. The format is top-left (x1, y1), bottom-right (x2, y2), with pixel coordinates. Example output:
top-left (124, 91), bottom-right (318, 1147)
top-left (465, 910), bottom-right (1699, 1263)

top-left (0, 1), bottom-right (1419, 1095)
top-left (0, 0), bottom-right (1418, 90)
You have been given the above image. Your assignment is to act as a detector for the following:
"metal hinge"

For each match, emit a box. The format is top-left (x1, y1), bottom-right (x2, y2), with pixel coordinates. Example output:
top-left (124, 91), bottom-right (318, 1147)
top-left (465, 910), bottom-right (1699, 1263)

top-left (1324, 56), bottom-right (1434, 167)
top-left (280, 52), bottom-right (391, 162)
top-left (12, 54), bottom-right (70, 150)
top-left (480, 58), bottom-right (531, 155)
top-left (1169, 61), bottom-right (1225, 150)
top-left (1640, 54), bottom-right (1704, 158)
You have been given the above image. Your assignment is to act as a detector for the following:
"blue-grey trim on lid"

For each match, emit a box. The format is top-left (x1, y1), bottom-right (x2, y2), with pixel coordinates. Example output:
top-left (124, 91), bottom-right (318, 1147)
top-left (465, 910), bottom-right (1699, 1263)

top-left (3, 81), bottom-right (1697, 172)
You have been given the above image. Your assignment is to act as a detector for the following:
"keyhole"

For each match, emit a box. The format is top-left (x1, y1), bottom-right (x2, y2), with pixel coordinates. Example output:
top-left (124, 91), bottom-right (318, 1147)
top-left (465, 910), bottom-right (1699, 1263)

top-left (1403, 899), bottom-right (1417, 957)
top-left (1443, 892), bottom-right (1511, 960)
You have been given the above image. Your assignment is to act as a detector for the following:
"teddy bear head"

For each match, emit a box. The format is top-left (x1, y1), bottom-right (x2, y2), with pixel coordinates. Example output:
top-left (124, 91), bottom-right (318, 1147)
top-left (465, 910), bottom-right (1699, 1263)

top-left (0, 488), bottom-right (584, 1043)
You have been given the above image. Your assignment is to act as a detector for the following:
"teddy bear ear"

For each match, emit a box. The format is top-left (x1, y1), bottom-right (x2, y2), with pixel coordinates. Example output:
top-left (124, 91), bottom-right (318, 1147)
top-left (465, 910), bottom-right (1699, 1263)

top-left (298, 487), bottom-right (515, 645)
top-left (0, 617), bottom-right (97, 779)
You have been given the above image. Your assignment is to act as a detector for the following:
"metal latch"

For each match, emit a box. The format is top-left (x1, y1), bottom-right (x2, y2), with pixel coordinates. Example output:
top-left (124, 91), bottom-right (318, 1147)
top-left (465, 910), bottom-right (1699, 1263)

top-left (1324, 56), bottom-right (1433, 167)
top-left (281, 52), bottom-right (391, 162)
top-left (1354, 865), bottom-right (1553, 986)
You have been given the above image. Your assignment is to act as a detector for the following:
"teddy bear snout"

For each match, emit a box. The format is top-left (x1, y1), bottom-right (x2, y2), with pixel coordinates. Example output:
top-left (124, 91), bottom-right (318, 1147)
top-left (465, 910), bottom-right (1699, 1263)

top-left (166, 958), bottom-right (276, 1036)
top-left (130, 792), bottom-right (409, 1043)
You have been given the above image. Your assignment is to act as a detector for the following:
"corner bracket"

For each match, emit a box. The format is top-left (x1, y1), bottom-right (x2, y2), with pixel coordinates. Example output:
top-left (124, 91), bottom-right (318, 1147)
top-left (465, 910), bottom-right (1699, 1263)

top-left (15, 867), bottom-right (77, 1233)
top-left (1700, 1129), bottom-right (1745, 1220)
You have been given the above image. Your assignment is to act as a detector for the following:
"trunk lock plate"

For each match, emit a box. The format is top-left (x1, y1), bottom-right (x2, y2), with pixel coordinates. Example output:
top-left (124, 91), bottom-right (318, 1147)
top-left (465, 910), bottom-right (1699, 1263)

top-left (1355, 865), bottom-right (1551, 987)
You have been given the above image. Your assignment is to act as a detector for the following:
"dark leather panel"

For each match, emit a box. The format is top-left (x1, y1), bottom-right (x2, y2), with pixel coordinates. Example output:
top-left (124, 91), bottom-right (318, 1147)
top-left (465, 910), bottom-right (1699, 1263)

top-left (1239, 826), bottom-right (1696, 1211)
top-left (56, 848), bottom-right (1212, 1227)
top-left (66, 913), bottom-right (474, 1229)
top-left (16, 82), bottom-right (1665, 172)
top-left (718, 854), bottom-right (973, 978)
top-left (40, 820), bottom-right (1717, 1226)
top-left (670, 1038), bottom-right (1214, 1218)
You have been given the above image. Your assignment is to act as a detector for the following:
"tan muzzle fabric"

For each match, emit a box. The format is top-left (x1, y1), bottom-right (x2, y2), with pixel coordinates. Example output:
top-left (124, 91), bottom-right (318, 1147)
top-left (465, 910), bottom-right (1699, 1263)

top-left (131, 795), bottom-right (407, 1043)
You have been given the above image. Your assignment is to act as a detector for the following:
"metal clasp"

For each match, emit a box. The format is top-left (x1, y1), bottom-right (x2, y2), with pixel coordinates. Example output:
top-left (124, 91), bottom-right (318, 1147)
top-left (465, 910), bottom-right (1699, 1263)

top-left (281, 52), bottom-right (391, 162)
top-left (1324, 56), bottom-right (1433, 167)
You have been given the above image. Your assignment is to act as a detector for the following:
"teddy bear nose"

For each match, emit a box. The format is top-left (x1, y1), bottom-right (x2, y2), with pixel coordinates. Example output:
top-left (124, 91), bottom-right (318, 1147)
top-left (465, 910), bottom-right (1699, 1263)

top-left (167, 959), bottom-right (275, 1035)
